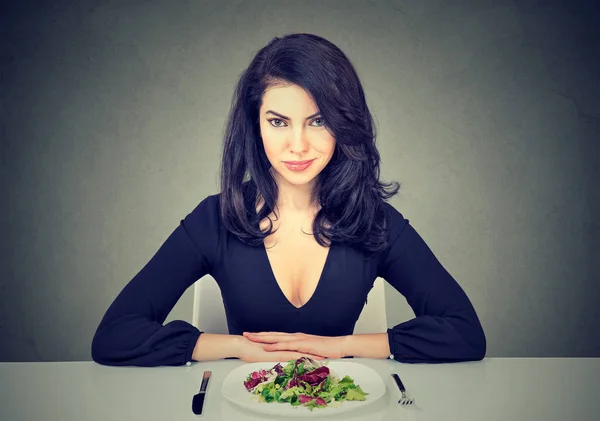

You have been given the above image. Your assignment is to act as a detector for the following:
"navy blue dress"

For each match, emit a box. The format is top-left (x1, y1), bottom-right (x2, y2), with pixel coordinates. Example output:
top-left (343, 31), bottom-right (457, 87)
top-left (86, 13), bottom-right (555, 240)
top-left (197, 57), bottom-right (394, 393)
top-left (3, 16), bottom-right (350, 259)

top-left (91, 193), bottom-right (486, 366)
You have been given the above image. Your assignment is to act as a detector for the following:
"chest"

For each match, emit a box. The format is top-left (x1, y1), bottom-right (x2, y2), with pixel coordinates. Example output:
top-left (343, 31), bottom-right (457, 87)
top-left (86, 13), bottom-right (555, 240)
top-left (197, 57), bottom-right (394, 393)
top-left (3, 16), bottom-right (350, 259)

top-left (214, 231), bottom-right (379, 335)
top-left (263, 221), bottom-right (330, 308)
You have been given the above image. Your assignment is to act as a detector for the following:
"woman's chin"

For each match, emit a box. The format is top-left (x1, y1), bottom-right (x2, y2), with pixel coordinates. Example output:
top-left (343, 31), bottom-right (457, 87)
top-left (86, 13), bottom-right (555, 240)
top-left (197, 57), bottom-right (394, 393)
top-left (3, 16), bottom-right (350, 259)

top-left (275, 170), bottom-right (319, 187)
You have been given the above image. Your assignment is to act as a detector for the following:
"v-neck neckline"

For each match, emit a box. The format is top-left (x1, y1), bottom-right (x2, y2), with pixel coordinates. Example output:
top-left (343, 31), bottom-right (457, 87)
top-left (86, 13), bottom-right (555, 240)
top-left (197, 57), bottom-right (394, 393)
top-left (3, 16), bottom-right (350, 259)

top-left (261, 242), bottom-right (334, 310)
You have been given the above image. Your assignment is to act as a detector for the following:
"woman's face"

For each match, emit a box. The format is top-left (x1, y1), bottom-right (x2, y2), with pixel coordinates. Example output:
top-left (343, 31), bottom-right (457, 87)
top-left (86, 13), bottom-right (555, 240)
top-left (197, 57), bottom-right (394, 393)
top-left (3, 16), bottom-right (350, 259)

top-left (258, 83), bottom-right (336, 189)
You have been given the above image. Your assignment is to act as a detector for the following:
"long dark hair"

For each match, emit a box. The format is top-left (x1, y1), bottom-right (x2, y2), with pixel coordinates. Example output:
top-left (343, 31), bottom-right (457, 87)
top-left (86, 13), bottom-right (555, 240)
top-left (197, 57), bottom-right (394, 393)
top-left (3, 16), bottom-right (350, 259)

top-left (219, 33), bottom-right (399, 253)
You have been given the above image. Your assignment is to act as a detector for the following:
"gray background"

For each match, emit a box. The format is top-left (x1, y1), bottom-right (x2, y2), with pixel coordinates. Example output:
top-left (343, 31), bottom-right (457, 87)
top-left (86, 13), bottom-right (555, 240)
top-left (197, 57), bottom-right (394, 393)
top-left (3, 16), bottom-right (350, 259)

top-left (1, 0), bottom-right (598, 362)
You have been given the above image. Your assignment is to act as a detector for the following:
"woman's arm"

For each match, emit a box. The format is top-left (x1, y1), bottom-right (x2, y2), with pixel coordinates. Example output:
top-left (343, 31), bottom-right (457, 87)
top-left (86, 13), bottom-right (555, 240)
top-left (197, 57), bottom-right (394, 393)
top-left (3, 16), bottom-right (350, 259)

top-left (339, 333), bottom-right (390, 359)
top-left (92, 194), bottom-right (334, 366)
top-left (91, 197), bottom-right (218, 367)
top-left (192, 334), bottom-right (241, 360)
top-left (91, 222), bottom-right (207, 366)
top-left (377, 205), bottom-right (487, 363)
top-left (244, 332), bottom-right (390, 360)
top-left (192, 333), bottom-right (326, 362)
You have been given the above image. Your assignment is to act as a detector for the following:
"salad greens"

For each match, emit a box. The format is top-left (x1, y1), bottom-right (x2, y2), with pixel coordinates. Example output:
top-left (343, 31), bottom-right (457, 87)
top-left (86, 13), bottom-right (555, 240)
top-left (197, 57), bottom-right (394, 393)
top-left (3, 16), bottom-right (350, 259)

top-left (243, 357), bottom-right (368, 411)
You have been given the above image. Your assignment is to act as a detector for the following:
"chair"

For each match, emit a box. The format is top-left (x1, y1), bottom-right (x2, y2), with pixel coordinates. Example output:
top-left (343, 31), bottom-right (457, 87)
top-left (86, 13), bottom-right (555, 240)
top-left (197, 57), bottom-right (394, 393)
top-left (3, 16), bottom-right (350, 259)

top-left (192, 277), bottom-right (388, 334)
top-left (192, 276), bottom-right (229, 334)
top-left (352, 277), bottom-right (388, 334)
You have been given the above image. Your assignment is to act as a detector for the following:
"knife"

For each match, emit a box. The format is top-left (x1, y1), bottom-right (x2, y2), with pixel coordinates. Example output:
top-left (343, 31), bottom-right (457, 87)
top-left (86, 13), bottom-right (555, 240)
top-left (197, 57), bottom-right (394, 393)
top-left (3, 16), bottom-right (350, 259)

top-left (192, 371), bottom-right (212, 415)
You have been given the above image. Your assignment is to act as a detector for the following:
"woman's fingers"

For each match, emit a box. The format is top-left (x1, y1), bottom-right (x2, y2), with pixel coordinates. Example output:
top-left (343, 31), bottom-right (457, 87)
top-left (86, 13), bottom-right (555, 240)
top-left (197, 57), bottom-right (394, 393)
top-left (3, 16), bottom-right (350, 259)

top-left (245, 335), bottom-right (279, 344)
top-left (240, 352), bottom-right (322, 363)
top-left (245, 333), bottom-right (299, 343)
top-left (260, 336), bottom-right (344, 360)
top-left (263, 342), bottom-right (301, 352)
top-left (265, 342), bottom-right (322, 359)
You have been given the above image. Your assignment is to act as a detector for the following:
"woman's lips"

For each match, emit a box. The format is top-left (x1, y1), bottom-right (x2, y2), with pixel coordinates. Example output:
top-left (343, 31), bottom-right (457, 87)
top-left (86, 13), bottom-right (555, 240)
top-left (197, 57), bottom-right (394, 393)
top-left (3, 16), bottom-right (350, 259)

top-left (283, 159), bottom-right (315, 171)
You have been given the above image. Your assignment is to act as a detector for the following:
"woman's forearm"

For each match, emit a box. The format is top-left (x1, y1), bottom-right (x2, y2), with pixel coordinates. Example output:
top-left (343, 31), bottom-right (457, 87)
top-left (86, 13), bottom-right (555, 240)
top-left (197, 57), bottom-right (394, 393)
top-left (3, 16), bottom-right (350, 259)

top-left (192, 332), bottom-right (392, 361)
top-left (341, 333), bottom-right (391, 359)
top-left (192, 333), bottom-right (242, 361)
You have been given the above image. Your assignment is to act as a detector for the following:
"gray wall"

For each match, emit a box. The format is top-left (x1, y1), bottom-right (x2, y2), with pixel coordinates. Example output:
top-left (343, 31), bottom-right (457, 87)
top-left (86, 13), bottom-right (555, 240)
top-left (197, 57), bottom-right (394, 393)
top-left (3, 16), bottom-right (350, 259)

top-left (1, 0), bottom-right (598, 362)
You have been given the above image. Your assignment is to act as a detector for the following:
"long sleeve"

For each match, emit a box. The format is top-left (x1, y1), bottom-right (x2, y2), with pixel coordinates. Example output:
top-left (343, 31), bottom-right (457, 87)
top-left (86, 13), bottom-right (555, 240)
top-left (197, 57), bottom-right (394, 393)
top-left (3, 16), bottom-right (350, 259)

top-left (378, 204), bottom-right (486, 363)
top-left (91, 195), bottom-right (220, 367)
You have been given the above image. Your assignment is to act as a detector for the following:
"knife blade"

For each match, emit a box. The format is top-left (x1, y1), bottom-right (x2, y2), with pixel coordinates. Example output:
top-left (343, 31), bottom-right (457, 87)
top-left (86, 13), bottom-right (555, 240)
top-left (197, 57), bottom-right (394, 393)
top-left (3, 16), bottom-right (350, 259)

top-left (192, 370), bottom-right (212, 415)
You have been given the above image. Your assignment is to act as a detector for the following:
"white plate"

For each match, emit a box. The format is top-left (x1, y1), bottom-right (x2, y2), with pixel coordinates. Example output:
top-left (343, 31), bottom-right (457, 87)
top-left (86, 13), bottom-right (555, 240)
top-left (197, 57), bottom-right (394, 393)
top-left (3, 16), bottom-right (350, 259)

top-left (221, 361), bottom-right (386, 417)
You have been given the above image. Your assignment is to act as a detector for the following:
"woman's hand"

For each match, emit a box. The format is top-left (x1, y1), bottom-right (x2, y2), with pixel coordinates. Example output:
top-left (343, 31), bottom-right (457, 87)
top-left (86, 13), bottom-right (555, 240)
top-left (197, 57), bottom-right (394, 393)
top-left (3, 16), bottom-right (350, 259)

top-left (235, 335), bottom-right (325, 363)
top-left (243, 332), bottom-right (346, 359)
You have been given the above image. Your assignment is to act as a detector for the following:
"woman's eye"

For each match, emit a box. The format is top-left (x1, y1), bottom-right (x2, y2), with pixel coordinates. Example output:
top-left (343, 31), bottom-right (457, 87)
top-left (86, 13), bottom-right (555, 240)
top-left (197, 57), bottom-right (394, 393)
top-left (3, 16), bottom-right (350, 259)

top-left (268, 118), bottom-right (286, 127)
top-left (268, 117), bottom-right (324, 127)
top-left (311, 118), bottom-right (325, 127)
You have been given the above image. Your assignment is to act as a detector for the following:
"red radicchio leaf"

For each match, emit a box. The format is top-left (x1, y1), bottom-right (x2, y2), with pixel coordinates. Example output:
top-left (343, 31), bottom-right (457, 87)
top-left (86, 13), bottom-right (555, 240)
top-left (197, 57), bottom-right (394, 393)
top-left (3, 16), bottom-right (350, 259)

top-left (285, 378), bottom-right (297, 390)
top-left (244, 369), bottom-right (273, 391)
top-left (295, 356), bottom-right (318, 368)
top-left (244, 377), bottom-right (265, 390)
top-left (295, 357), bottom-right (308, 366)
top-left (273, 363), bottom-right (284, 376)
top-left (298, 394), bottom-right (314, 404)
top-left (298, 366), bottom-right (330, 386)
top-left (315, 397), bottom-right (327, 406)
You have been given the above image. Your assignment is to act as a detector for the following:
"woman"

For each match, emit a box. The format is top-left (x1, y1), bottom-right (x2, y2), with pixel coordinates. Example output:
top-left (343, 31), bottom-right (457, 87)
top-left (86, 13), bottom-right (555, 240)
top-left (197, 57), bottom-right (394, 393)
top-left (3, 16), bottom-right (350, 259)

top-left (91, 33), bottom-right (486, 367)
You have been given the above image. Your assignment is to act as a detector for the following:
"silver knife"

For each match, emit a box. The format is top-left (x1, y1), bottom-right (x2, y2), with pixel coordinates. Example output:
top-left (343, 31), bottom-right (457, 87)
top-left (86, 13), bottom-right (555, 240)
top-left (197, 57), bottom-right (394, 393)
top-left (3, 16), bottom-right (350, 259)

top-left (192, 371), bottom-right (212, 415)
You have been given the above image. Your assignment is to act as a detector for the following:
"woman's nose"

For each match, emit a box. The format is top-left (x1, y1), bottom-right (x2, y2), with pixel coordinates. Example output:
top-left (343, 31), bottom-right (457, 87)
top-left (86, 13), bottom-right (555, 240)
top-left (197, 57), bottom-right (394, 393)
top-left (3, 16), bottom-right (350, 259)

top-left (288, 129), bottom-right (309, 153)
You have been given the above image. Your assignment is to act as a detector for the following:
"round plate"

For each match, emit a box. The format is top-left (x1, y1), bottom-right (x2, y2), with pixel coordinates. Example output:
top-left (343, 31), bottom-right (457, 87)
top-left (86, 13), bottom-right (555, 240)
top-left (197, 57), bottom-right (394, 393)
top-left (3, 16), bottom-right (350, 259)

top-left (221, 361), bottom-right (386, 417)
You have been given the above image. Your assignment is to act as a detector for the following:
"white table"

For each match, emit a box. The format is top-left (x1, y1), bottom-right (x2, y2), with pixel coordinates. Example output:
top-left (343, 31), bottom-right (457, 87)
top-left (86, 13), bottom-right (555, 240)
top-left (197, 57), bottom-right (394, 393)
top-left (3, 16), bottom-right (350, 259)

top-left (1, 358), bottom-right (598, 420)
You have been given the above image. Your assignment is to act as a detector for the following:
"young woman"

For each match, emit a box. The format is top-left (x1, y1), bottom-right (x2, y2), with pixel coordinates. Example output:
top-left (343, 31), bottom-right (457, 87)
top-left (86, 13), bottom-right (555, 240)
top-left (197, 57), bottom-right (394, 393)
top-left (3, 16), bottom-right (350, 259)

top-left (91, 33), bottom-right (486, 367)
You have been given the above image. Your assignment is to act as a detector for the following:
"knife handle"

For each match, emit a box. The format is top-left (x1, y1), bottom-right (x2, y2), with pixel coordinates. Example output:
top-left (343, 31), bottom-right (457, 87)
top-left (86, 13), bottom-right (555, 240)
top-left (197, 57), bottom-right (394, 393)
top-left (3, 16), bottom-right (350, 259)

top-left (199, 371), bottom-right (212, 393)
top-left (391, 373), bottom-right (406, 393)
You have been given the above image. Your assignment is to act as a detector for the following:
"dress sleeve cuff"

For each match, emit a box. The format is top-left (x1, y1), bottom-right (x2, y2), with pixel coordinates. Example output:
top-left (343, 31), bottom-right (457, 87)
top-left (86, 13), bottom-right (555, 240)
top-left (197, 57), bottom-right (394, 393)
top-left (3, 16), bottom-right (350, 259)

top-left (386, 329), bottom-right (396, 359)
top-left (386, 328), bottom-right (414, 361)
top-left (184, 329), bottom-right (202, 365)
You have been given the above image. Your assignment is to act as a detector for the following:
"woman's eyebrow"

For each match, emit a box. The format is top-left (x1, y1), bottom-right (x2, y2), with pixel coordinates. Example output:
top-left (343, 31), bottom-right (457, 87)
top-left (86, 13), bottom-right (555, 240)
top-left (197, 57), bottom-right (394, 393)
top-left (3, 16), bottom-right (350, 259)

top-left (265, 110), bottom-right (321, 120)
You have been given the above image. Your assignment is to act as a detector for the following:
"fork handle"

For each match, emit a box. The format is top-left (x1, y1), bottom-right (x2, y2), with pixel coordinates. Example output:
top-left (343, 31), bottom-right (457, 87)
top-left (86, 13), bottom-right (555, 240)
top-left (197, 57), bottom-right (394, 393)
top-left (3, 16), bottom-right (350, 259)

top-left (391, 373), bottom-right (406, 393)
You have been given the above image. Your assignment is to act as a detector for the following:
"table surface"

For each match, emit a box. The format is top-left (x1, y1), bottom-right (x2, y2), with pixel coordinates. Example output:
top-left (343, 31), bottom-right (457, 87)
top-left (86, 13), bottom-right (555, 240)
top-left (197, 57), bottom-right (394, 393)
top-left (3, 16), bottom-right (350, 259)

top-left (1, 358), bottom-right (599, 421)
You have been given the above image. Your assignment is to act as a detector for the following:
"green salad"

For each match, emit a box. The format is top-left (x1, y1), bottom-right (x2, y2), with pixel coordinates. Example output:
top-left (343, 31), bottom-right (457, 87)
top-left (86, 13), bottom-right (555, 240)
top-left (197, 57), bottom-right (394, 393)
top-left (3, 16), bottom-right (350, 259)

top-left (243, 357), bottom-right (368, 411)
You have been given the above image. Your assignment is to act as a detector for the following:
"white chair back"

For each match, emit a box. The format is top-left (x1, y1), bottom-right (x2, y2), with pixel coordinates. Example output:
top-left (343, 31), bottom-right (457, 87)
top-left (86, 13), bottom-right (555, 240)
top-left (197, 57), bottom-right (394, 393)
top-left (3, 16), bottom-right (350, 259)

top-left (192, 277), bottom-right (387, 334)
top-left (352, 277), bottom-right (388, 334)
top-left (192, 276), bottom-right (228, 334)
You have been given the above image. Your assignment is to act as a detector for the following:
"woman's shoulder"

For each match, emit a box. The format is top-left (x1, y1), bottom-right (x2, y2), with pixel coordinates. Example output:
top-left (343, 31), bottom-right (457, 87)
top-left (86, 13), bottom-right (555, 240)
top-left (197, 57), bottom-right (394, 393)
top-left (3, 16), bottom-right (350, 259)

top-left (184, 181), bottom-right (255, 235)
top-left (381, 200), bottom-right (409, 227)
top-left (379, 200), bottom-right (411, 245)
top-left (187, 192), bottom-right (221, 214)
top-left (182, 192), bottom-right (224, 234)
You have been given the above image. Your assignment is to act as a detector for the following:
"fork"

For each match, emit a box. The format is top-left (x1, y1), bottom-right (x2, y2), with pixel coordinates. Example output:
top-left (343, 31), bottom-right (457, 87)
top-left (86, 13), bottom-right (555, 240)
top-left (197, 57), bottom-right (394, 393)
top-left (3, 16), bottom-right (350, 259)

top-left (391, 373), bottom-right (415, 406)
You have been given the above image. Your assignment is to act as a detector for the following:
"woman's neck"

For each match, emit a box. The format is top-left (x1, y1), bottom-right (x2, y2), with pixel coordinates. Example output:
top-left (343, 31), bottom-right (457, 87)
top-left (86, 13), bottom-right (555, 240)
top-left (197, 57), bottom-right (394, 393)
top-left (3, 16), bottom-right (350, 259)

top-left (273, 172), bottom-right (319, 213)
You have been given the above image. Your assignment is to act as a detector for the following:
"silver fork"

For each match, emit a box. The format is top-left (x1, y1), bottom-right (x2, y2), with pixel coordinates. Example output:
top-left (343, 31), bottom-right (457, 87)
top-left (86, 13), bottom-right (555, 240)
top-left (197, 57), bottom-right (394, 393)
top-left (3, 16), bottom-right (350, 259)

top-left (391, 373), bottom-right (415, 406)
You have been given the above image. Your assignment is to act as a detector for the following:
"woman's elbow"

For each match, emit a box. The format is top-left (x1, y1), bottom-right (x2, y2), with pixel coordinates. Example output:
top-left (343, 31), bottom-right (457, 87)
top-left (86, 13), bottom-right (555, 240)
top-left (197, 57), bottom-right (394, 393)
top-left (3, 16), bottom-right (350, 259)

top-left (451, 314), bottom-right (487, 362)
top-left (467, 324), bottom-right (487, 361)
top-left (91, 329), bottom-right (120, 366)
top-left (459, 308), bottom-right (487, 361)
top-left (91, 334), bottom-right (108, 365)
